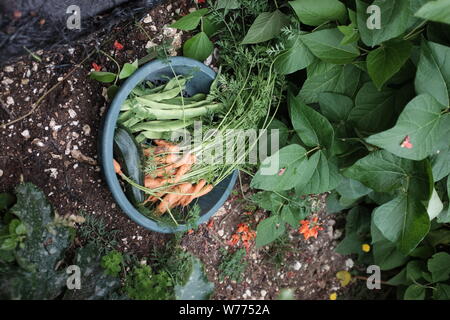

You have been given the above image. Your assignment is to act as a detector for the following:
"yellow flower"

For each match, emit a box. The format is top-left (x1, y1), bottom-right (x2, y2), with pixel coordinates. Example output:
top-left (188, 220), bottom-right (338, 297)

top-left (329, 292), bottom-right (337, 300)
top-left (362, 243), bottom-right (371, 252)
top-left (336, 270), bottom-right (352, 287)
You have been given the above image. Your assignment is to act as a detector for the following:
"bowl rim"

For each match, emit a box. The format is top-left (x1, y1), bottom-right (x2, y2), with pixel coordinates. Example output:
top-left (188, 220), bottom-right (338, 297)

top-left (100, 57), bottom-right (238, 233)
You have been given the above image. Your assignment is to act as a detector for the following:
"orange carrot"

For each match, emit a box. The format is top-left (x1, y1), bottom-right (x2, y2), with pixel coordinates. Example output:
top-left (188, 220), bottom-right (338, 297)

top-left (113, 159), bottom-right (122, 175)
top-left (182, 179), bottom-right (206, 207)
top-left (144, 176), bottom-right (165, 189)
top-left (183, 184), bottom-right (213, 207)
top-left (156, 183), bottom-right (191, 215)
top-left (173, 163), bottom-right (192, 183)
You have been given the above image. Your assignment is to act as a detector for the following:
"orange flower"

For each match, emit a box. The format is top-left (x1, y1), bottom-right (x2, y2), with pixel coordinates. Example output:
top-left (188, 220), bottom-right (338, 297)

top-left (187, 229), bottom-right (194, 235)
top-left (400, 135), bottom-right (413, 149)
top-left (298, 217), bottom-right (323, 240)
top-left (114, 40), bottom-right (124, 50)
top-left (92, 62), bottom-right (102, 71)
top-left (237, 223), bottom-right (249, 233)
top-left (228, 233), bottom-right (240, 246)
top-left (207, 219), bottom-right (214, 229)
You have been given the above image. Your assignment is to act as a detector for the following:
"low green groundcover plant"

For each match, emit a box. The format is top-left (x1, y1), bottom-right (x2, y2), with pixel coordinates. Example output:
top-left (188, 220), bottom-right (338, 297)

top-left (0, 183), bottom-right (213, 300)
top-left (173, 0), bottom-right (450, 299)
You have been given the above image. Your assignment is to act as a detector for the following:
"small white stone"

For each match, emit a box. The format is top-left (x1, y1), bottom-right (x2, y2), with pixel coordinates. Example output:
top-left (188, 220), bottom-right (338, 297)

top-left (143, 15), bottom-right (153, 23)
top-left (68, 109), bottom-right (77, 118)
top-left (0, 169), bottom-right (3, 177)
top-left (145, 41), bottom-right (157, 49)
top-left (218, 229), bottom-right (224, 237)
top-left (345, 258), bottom-right (354, 269)
top-left (4, 66), bottom-right (14, 72)
top-left (293, 261), bottom-right (302, 271)
top-left (6, 96), bottom-right (14, 105)
top-left (245, 289), bottom-right (252, 297)
top-left (21, 129), bottom-right (30, 139)
top-left (82, 124), bottom-right (91, 136)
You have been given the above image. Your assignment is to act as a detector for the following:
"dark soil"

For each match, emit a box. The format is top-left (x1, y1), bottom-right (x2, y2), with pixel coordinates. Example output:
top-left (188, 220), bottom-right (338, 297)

top-left (0, 0), bottom-right (355, 300)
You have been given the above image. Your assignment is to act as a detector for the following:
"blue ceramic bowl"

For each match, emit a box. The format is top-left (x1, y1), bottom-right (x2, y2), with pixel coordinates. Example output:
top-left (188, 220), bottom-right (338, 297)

top-left (100, 57), bottom-right (238, 233)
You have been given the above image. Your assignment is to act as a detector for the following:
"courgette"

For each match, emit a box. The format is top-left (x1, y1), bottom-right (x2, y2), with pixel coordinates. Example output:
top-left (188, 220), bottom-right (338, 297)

top-left (113, 126), bottom-right (145, 205)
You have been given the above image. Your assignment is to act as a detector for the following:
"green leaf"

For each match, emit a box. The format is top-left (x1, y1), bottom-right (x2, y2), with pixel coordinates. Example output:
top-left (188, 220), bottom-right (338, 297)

top-left (373, 194), bottom-right (430, 255)
top-left (170, 8), bottom-right (208, 30)
top-left (288, 0), bottom-right (346, 26)
top-left (107, 85), bottom-right (119, 100)
top-left (118, 60), bottom-right (138, 80)
top-left (404, 284), bottom-right (426, 300)
top-left (415, 0), bottom-right (450, 25)
top-left (295, 151), bottom-right (342, 195)
top-left (298, 63), bottom-right (362, 104)
top-left (433, 283), bottom-right (450, 300)
top-left (1, 238), bottom-right (17, 251)
top-left (0, 193), bottom-right (15, 211)
top-left (367, 41), bottom-right (412, 90)
top-left (336, 177), bottom-right (372, 200)
top-left (372, 232), bottom-right (408, 270)
top-left (337, 25), bottom-right (359, 45)
top-left (175, 257), bottom-right (214, 300)
top-left (183, 32), bottom-right (214, 62)
top-left (256, 215), bottom-right (286, 247)
top-left (241, 10), bottom-right (289, 44)
top-left (318, 92), bottom-right (353, 123)
top-left (366, 94), bottom-right (450, 161)
top-left (216, 0), bottom-right (240, 11)
top-left (290, 94), bottom-right (334, 150)
top-left (300, 28), bottom-right (360, 64)
top-left (388, 268), bottom-right (410, 285)
top-left (252, 191), bottom-right (287, 213)
top-left (11, 183), bottom-right (71, 273)
top-left (203, 16), bottom-right (222, 37)
top-left (428, 252), bottom-right (450, 282)
top-left (406, 260), bottom-right (426, 282)
top-left (415, 40), bottom-right (450, 106)
top-left (251, 145), bottom-right (312, 191)
top-left (89, 71), bottom-right (117, 83)
top-left (274, 35), bottom-right (315, 75)
top-left (343, 150), bottom-right (432, 197)
top-left (335, 206), bottom-right (371, 255)
top-left (356, 0), bottom-right (414, 47)
top-left (431, 146), bottom-right (450, 181)
top-left (427, 188), bottom-right (443, 220)
top-left (349, 82), bottom-right (413, 134)
top-left (280, 206), bottom-right (303, 228)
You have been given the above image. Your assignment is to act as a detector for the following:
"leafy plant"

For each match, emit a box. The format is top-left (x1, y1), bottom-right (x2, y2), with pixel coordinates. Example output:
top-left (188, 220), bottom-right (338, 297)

top-left (124, 264), bottom-right (174, 300)
top-left (101, 250), bottom-right (124, 277)
top-left (218, 248), bottom-right (248, 283)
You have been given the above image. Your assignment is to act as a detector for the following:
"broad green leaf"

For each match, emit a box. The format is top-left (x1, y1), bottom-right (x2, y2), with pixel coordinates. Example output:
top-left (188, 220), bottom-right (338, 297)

top-left (335, 206), bottom-right (371, 254)
top-left (251, 191), bottom-right (286, 212)
top-left (433, 283), bottom-right (450, 300)
top-left (406, 260), bottom-right (427, 282)
top-left (349, 82), bottom-right (413, 134)
top-left (290, 94), bottom-right (334, 150)
top-left (175, 256), bottom-right (214, 300)
top-left (318, 92), bottom-right (353, 122)
top-left (415, 0), bottom-right (450, 25)
top-left (367, 41), bottom-right (412, 90)
top-left (295, 151), bottom-right (342, 195)
top-left (216, 0), bottom-right (240, 11)
top-left (373, 194), bottom-right (430, 255)
top-left (336, 177), bottom-right (372, 200)
top-left (170, 8), bottom-right (208, 30)
top-left (107, 85), bottom-right (119, 100)
top-left (298, 63), bottom-right (362, 103)
top-left (256, 215), bottom-right (286, 247)
top-left (1, 238), bottom-right (17, 251)
top-left (118, 60), bottom-right (138, 80)
top-left (366, 94), bottom-right (450, 161)
top-left (415, 40), bottom-right (450, 106)
top-left (337, 25), bottom-right (360, 45)
top-left (288, 0), bottom-right (346, 26)
top-left (344, 150), bottom-right (432, 198)
top-left (251, 144), bottom-right (312, 191)
top-left (11, 183), bottom-right (71, 273)
top-left (404, 284), bottom-right (426, 300)
top-left (280, 206), bottom-right (304, 228)
top-left (89, 71), bottom-right (116, 83)
top-left (428, 252), bottom-right (450, 282)
top-left (431, 146), bottom-right (450, 181)
top-left (356, 0), bottom-right (413, 47)
top-left (372, 236), bottom-right (408, 270)
top-left (183, 32), bottom-right (214, 61)
top-left (203, 16), bottom-right (222, 37)
top-left (387, 268), bottom-right (410, 285)
top-left (300, 28), bottom-right (360, 64)
top-left (426, 228), bottom-right (450, 247)
top-left (241, 10), bottom-right (289, 44)
top-left (274, 35), bottom-right (315, 75)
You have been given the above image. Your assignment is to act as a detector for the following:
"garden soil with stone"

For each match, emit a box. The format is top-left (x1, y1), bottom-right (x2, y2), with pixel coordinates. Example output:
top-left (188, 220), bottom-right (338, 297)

top-left (1, 0), bottom-right (357, 300)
